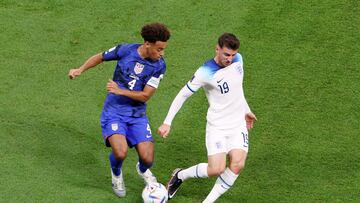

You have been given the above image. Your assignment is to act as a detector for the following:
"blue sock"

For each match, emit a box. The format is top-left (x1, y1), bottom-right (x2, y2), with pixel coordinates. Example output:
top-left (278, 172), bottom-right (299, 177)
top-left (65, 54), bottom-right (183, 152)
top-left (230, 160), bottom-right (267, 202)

top-left (109, 153), bottom-right (123, 176)
top-left (138, 159), bottom-right (153, 173)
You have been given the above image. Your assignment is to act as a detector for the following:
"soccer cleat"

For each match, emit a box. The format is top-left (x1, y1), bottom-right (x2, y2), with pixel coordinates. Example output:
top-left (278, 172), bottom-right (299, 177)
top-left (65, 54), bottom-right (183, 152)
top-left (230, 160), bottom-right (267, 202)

top-left (111, 169), bottom-right (126, 197)
top-left (166, 168), bottom-right (183, 199)
top-left (136, 162), bottom-right (157, 185)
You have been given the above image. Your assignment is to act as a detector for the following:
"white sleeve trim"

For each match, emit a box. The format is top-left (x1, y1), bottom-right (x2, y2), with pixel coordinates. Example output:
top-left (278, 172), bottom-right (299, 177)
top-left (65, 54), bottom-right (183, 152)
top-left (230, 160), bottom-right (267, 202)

top-left (163, 85), bottom-right (194, 125)
top-left (146, 76), bottom-right (161, 88)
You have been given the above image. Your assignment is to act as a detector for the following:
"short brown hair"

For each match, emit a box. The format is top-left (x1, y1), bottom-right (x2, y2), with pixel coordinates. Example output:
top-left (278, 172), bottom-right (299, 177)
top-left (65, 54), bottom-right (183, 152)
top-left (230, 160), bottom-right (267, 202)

top-left (218, 33), bottom-right (240, 50)
top-left (141, 22), bottom-right (171, 43)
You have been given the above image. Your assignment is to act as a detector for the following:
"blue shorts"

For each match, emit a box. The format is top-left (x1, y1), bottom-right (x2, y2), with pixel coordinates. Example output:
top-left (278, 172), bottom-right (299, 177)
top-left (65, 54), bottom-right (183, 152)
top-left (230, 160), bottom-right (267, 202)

top-left (100, 115), bottom-right (153, 148)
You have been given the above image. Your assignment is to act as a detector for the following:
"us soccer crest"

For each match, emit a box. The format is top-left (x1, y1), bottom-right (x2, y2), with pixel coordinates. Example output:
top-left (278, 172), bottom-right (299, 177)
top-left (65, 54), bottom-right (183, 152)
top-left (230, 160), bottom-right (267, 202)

top-left (134, 62), bottom-right (144, 74)
top-left (111, 123), bottom-right (118, 131)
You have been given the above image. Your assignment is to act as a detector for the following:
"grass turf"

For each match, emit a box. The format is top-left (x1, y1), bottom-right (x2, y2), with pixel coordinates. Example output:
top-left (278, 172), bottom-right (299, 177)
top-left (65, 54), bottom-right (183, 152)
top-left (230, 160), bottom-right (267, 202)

top-left (1, 0), bottom-right (359, 202)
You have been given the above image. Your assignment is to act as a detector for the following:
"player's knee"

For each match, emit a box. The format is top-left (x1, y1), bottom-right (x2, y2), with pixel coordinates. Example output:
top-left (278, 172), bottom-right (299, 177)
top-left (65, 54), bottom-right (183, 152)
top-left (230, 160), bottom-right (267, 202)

top-left (139, 151), bottom-right (154, 164)
top-left (140, 157), bottom-right (154, 166)
top-left (113, 149), bottom-right (128, 160)
top-left (230, 161), bottom-right (245, 174)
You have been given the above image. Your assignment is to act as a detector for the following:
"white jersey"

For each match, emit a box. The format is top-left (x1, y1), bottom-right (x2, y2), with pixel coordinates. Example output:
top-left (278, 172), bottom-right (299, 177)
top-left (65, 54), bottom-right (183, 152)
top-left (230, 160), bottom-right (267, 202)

top-left (186, 53), bottom-right (250, 130)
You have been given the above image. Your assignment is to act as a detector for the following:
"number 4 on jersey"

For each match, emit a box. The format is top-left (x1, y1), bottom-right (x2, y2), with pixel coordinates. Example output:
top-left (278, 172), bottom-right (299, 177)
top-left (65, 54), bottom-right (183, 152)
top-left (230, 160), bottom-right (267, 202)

top-left (128, 79), bottom-right (136, 90)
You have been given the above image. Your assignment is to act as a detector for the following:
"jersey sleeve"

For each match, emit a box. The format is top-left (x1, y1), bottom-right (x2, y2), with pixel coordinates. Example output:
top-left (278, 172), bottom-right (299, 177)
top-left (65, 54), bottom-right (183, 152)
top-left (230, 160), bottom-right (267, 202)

top-left (163, 85), bottom-right (194, 125)
top-left (186, 66), bottom-right (208, 92)
top-left (102, 44), bottom-right (125, 61)
top-left (233, 54), bottom-right (250, 113)
top-left (233, 53), bottom-right (243, 64)
top-left (233, 53), bottom-right (244, 74)
top-left (146, 62), bottom-right (166, 88)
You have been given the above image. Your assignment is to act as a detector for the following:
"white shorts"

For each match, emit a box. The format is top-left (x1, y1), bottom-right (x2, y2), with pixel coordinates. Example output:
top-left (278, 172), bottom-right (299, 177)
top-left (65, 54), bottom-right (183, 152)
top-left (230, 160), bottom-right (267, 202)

top-left (206, 125), bottom-right (249, 156)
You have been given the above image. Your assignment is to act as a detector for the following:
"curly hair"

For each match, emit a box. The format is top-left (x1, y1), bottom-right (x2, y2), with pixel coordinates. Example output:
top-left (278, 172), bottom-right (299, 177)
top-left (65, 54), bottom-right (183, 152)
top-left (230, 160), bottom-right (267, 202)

top-left (141, 22), bottom-right (171, 43)
top-left (218, 33), bottom-right (240, 50)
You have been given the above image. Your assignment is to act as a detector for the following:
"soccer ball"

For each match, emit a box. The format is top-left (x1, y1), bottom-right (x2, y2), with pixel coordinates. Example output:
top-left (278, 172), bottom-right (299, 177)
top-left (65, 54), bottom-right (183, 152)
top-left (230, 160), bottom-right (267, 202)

top-left (142, 182), bottom-right (168, 203)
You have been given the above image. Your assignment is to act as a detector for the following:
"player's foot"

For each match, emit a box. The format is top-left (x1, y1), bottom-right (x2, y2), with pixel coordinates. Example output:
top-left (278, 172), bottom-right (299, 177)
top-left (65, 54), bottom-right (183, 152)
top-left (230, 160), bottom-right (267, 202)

top-left (167, 168), bottom-right (183, 199)
top-left (136, 162), bottom-right (157, 185)
top-left (111, 169), bottom-right (126, 197)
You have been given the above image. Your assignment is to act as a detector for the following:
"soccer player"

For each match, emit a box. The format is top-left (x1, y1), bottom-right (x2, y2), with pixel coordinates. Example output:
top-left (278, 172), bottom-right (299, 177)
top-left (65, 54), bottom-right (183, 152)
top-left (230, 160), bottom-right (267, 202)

top-left (68, 22), bottom-right (170, 197)
top-left (157, 33), bottom-right (257, 202)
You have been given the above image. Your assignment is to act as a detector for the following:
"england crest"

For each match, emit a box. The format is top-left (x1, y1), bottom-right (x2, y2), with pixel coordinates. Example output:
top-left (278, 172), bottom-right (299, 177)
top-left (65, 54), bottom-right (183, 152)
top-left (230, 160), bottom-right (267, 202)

top-left (134, 62), bottom-right (144, 74)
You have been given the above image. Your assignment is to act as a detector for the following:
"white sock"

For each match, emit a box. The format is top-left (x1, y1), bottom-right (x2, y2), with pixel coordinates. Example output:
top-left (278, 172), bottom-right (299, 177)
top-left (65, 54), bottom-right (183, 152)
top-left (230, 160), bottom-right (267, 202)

top-left (178, 163), bottom-right (208, 181)
top-left (202, 167), bottom-right (239, 203)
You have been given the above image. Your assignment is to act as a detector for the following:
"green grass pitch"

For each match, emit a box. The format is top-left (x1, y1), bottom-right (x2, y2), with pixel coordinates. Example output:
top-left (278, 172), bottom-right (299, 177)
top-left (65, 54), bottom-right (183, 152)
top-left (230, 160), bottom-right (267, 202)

top-left (1, 0), bottom-right (359, 202)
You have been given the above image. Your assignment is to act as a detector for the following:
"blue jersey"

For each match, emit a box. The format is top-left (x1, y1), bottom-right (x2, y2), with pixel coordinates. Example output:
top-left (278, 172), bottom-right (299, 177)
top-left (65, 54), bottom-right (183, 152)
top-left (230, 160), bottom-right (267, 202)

top-left (101, 43), bottom-right (166, 118)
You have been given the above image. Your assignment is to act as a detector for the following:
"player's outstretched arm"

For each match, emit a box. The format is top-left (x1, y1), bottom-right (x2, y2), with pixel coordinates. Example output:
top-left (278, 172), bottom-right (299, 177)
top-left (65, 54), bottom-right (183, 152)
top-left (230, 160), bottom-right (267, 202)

top-left (156, 85), bottom-right (194, 138)
top-left (68, 53), bottom-right (103, 79)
